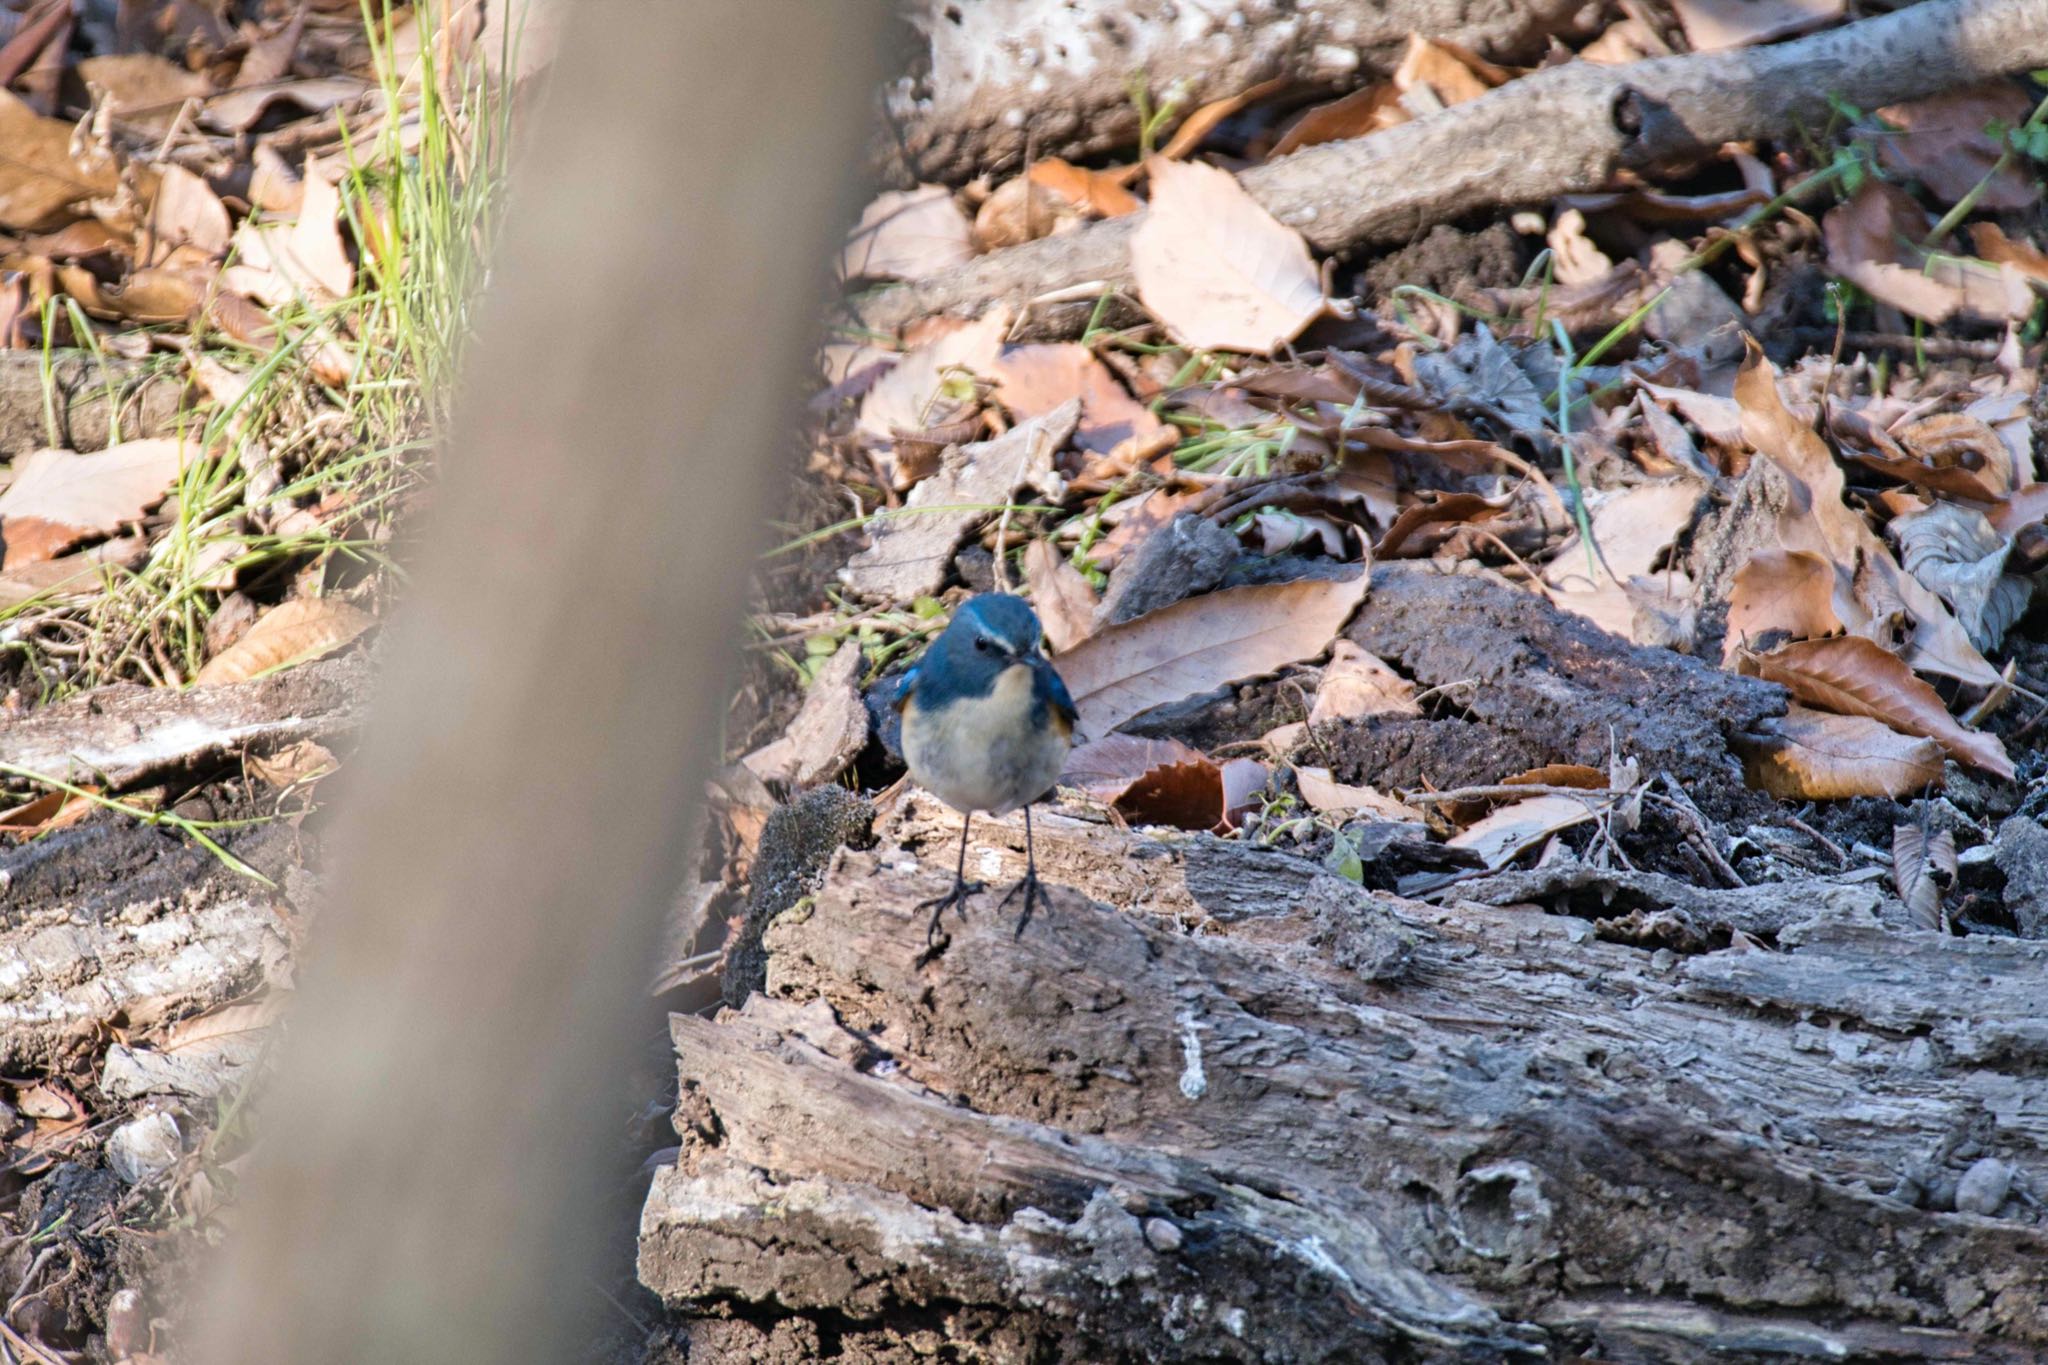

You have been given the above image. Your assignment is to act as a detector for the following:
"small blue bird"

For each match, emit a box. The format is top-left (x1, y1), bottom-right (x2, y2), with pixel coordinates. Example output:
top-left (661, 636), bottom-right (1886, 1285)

top-left (896, 593), bottom-right (1076, 945)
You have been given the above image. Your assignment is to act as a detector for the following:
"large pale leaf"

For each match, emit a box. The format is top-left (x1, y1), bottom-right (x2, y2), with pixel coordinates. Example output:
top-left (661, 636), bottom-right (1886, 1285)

top-left (1130, 157), bottom-right (1325, 356)
top-left (1308, 641), bottom-right (1418, 723)
top-left (194, 597), bottom-right (375, 686)
top-left (839, 185), bottom-right (976, 283)
top-left (0, 440), bottom-right (191, 569)
top-left (1739, 705), bottom-right (1944, 799)
top-left (0, 91), bottom-right (123, 231)
top-left (1446, 794), bottom-right (1598, 869)
top-left (1055, 570), bottom-right (1369, 738)
top-left (1750, 636), bottom-right (2012, 779)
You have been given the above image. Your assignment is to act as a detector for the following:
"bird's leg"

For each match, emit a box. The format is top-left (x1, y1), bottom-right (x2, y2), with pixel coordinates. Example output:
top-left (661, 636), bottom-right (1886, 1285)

top-left (999, 804), bottom-right (1051, 939)
top-left (916, 812), bottom-right (983, 945)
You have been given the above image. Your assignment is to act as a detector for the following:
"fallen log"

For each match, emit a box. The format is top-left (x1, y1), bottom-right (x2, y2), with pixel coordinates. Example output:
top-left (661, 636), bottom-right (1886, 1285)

top-left (642, 802), bottom-right (2048, 1359)
top-left (854, 0), bottom-right (2048, 336)
top-left (0, 655), bottom-right (370, 789)
top-left (878, 0), bottom-right (1588, 186)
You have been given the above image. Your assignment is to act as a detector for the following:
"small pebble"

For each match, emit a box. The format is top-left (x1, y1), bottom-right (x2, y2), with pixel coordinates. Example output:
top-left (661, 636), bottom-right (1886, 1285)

top-left (1143, 1217), bottom-right (1183, 1252)
top-left (1955, 1157), bottom-right (2012, 1216)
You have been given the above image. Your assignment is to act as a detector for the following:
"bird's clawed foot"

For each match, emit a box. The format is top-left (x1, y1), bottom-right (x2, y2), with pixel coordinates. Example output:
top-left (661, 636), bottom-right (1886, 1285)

top-left (916, 876), bottom-right (985, 947)
top-left (998, 866), bottom-right (1051, 940)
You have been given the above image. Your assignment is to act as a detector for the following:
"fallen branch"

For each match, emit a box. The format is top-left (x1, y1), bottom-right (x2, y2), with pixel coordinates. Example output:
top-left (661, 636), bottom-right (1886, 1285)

top-left (879, 0), bottom-right (1588, 185)
top-left (855, 0), bottom-right (2048, 335)
top-left (0, 655), bottom-right (369, 789)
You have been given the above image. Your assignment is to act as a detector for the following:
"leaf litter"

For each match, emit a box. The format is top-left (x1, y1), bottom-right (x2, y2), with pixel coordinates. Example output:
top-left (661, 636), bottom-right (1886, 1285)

top-left (750, 25), bottom-right (2048, 989)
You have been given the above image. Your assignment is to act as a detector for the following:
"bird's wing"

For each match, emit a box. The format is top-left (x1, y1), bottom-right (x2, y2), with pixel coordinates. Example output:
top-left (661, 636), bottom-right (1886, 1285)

top-left (890, 667), bottom-right (916, 713)
top-left (1035, 660), bottom-right (1079, 727)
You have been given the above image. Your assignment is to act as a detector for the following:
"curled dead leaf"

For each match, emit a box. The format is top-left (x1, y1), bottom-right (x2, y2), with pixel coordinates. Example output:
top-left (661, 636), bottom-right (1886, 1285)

top-left (1022, 538), bottom-right (1099, 654)
top-left (1738, 704), bottom-right (1944, 799)
top-left (1309, 640), bottom-right (1418, 723)
top-left (1293, 765), bottom-right (1424, 822)
top-left (1062, 734), bottom-right (1232, 831)
top-left (1725, 549), bottom-right (1844, 659)
top-left (1055, 569), bottom-right (1370, 739)
top-left (1747, 635), bottom-right (2012, 780)
top-left (1445, 793), bottom-right (1599, 869)
top-left (1892, 823), bottom-right (1957, 931)
top-left (193, 597), bottom-right (375, 686)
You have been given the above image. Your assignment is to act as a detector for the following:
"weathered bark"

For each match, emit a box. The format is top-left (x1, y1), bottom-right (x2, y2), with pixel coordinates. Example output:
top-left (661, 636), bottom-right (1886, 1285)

top-left (854, 0), bottom-right (2048, 336)
top-left (879, 0), bottom-right (1590, 186)
top-left (0, 654), bottom-right (370, 788)
top-left (642, 790), bottom-right (2048, 1361)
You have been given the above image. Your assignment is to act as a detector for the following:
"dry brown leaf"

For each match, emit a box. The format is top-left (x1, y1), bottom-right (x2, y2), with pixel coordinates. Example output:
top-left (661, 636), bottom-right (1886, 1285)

top-left (1022, 538), bottom-right (1098, 653)
top-left (1029, 158), bottom-right (1142, 217)
top-left (0, 439), bottom-right (190, 569)
top-left (147, 163), bottom-right (231, 261)
top-left (0, 783), bottom-right (94, 837)
top-left (245, 740), bottom-right (339, 790)
top-left (1543, 482), bottom-right (1702, 590)
top-left (0, 90), bottom-right (122, 231)
top-left (1725, 548), bottom-right (1843, 659)
top-left (987, 343), bottom-right (1163, 454)
top-left (193, 597), bottom-right (375, 686)
top-left (1971, 223), bottom-right (2048, 284)
top-left (1504, 764), bottom-right (1608, 789)
top-left (1270, 83), bottom-right (1404, 159)
top-left (1293, 765), bottom-right (1424, 821)
top-left (1749, 635), bottom-right (2012, 779)
top-left (740, 640), bottom-right (868, 790)
top-left (842, 401), bottom-right (1075, 601)
top-left (222, 160), bottom-right (353, 304)
top-left (856, 306), bottom-right (1009, 463)
top-left (1309, 640), bottom-right (1418, 723)
top-left (1735, 338), bottom-right (1996, 686)
top-left (1739, 704), bottom-right (1945, 799)
top-left (158, 999), bottom-right (281, 1053)
top-left (200, 75), bottom-right (370, 134)
top-left (1892, 823), bottom-right (1957, 930)
top-left (1892, 502), bottom-right (2029, 653)
top-left (1129, 157), bottom-right (1325, 356)
top-left (1392, 34), bottom-right (1500, 107)
top-left (1895, 413), bottom-right (2014, 499)
top-left (1876, 83), bottom-right (2037, 212)
top-left (1823, 181), bottom-right (2031, 323)
top-left (76, 53), bottom-right (210, 135)
top-left (0, 532), bottom-right (145, 610)
top-left (839, 186), bottom-right (977, 283)
top-left (1668, 0), bottom-right (1842, 50)
top-left (1055, 570), bottom-right (1369, 738)
top-left (1156, 76), bottom-right (1291, 160)
top-left (1062, 734), bottom-right (1228, 831)
top-left (1446, 793), bottom-right (1598, 869)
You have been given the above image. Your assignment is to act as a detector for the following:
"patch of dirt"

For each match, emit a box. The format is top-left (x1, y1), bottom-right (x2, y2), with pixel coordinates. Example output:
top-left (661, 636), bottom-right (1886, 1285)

top-left (1314, 714), bottom-right (1544, 792)
top-left (1358, 220), bottom-right (1526, 306)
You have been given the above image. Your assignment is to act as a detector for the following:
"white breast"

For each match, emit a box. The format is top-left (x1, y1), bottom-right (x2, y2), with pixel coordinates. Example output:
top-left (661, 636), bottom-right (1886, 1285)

top-left (902, 664), bottom-right (1071, 816)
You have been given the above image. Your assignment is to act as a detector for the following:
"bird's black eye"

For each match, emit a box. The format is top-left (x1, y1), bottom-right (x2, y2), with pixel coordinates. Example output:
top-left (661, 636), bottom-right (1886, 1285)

top-left (974, 636), bottom-right (992, 652)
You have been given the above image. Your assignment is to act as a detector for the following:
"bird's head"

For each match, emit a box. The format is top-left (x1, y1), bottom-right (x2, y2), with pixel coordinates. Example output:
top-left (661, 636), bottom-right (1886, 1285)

top-left (908, 593), bottom-right (1049, 705)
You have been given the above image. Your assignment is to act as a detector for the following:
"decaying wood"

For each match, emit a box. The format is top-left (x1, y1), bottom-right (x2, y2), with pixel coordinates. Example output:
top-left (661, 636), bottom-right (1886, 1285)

top-left (641, 792), bottom-right (2048, 1360)
top-left (855, 0), bottom-right (2048, 336)
top-left (0, 353), bottom-right (181, 459)
top-left (1349, 562), bottom-right (1784, 816)
top-left (880, 0), bottom-right (1588, 186)
top-left (0, 821), bottom-right (297, 1071)
top-left (0, 654), bottom-right (369, 788)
